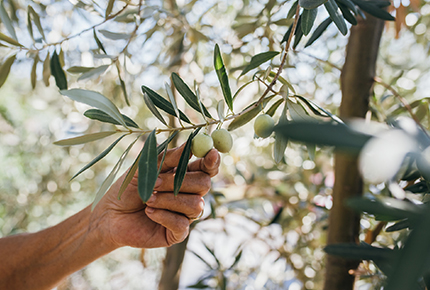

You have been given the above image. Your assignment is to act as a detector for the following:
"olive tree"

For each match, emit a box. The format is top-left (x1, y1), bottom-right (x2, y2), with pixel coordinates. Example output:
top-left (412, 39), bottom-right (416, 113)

top-left (1, 0), bottom-right (430, 289)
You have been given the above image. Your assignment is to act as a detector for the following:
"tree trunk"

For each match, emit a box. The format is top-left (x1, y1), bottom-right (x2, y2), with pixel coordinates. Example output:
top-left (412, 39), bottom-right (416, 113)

top-left (323, 13), bottom-right (385, 290)
top-left (158, 236), bottom-right (189, 290)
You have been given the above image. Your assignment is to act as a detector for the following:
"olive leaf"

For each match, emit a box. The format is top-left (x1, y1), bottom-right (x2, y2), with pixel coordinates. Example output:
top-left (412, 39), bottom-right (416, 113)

top-left (228, 103), bottom-right (263, 131)
top-left (28, 5), bottom-right (46, 41)
top-left (0, 54), bottom-right (16, 88)
top-left (31, 53), bottom-right (39, 89)
top-left (77, 65), bottom-right (109, 81)
top-left (138, 129), bottom-right (158, 202)
top-left (305, 17), bottom-right (332, 47)
top-left (60, 89), bottom-right (128, 128)
top-left (105, 0), bottom-right (115, 18)
top-left (92, 135), bottom-right (138, 211)
top-left (217, 100), bottom-right (225, 122)
top-left (0, 31), bottom-right (22, 46)
top-left (171, 73), bottom-right (212, 118)
top-left (142, 92), bottom-right (167, 126)
top-left (214, 44), bottom-right (233, 112)
top-left (274, 104), bottom-right (289, 164)
top-left (266, 99), bottom-right (284, 117)
top-left (93, 29), bottom-right (107, 54)
top-left (142, 85), bottom-right (192, 124)
top-left (98, 29), bottom-right (130, 40)
top-left (0, 1), bottom-right (17, 41)
top-left (352, 0), bottom-right (395, 21)
top-left (70, 134), bottom-right (127, 181)
top-left (300, 0), bottom-right (328, 9)
top-left (240, 51), bottom-right (280, 77)
top-left (174, 128), bottom-right (201, 196)
top-left (324, 0), bottom-right (348, 36)
top-left (51, 51), bottom-right (68, 90)
top-left (84, 109), bottom-right (139, 128)
top-left (67, 66), bottom-right (95, 74)
top-left (338, 2), bottom-right (358, 25)
top-left (42, 52), bottom-right (50, 86)
top-left (165, 82), bottom-right (181, 122)
top-left (301, 8), bottom-right (318, 36)
top-left (54, 131), bottom-right (118, 146)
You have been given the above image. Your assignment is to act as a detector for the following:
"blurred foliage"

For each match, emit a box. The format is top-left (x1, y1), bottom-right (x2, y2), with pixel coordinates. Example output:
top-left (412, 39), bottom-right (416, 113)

top-left (2, 0), bottom-right (430, 289)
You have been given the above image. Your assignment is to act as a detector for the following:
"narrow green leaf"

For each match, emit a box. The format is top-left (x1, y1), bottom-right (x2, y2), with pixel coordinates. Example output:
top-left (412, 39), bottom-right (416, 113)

top-left (105, 0), bottom-right (115, 18)
top-left (352, 0), bottom-right (395, 21)
top-left (71, 134), bottom-right (126, 180)
top-left (346, 197), bottom-right (424, 221)
top-left (287, 99), bottom-right (313, 121)
top-left (0, 31), bottom-right (22, 46)
top-left (51, 51), bottom-right (67, 90)
top-left (0, 54), bottom-right (15, 88)
top-left (325, 0), bottom-right (348, 35)
top-left (217, 100), bottom-right (225, 122)
top-left (295, 95), bottom-right (344, 123)
top-left (31, 54), bottom-right (39, 89)
top-left (274, 121), bottom-right (371, 153)
top-left (174, 128), bottom-right (201, 196)
top-left (324, 243), bottom-right (395, 261)
top-left (385, 219), bottom-right (410, 232)
top-left (67, 66), bottom-right (95, 74)
top-left (287, 1), bottom-right (299, 20)
top-left (305, 17), bottom-right (332, 47)
top-left (214, 44), bottom-right (233, 112)
top-left (157, 131), bottom-right (179, 155)
top-left (337, 0), bottom-right (359, 15)
top-left (385, 205), bottom-right (430, 290)
top-left (301, 8), bottom-right (318, 35)
top-left (240, 51), bottom-right (280, 77)
top-left (0, 1), bottom-right (17, 40)
top-left (189, 250), bottom-right (214, 269)
top-left (60, 89), bottom-right (128, 128)
top-left (77, 65), bottom-right (109, 81)
top-left (138, 130), bottom-right (158, 202)
top-left (233, 79), bottom-right (255, 100)
top-left (293, 16), bottom-right (304, 49)
top-left (300, 0), bottom-right (328, 9)
top-left (274, 104), bottom-right (289, 164)
top-left (98, 29), bottom-right (130, 40)
top-left (338, 2), bottom-right (358, 25)
top-left (171, 73), bottom-right (212, 118)
top-left (84, 109), bottom-right (139, 128)
top-left (165, 82), bottom-right (181, 120)
top-left (118, 70), bottom-right (129, 106)
top-left (118, 142), bottom-right (142, 200)
top-left (92, 136), bottom-right (137, 210)
top-left (228, 103), bottom-right (263, 131)
top-left (268, 72), bottom-right (296, 94)
top-left (54, 131), bottom-right (118, 146)
top-left (266, 99), bottom-right (284, 117)
top-left (141, 85), bottom-right (192, 124)
top-left (93, 29), bottom-right (107, 54)
top-left (142, 92), bottom-right (167, 126)
top-left (42, 52), bottom-right (50, 86)
top-left (27, 8), bottom-right (33, 41)
top-left (28, 5), bottom-right (46, 41)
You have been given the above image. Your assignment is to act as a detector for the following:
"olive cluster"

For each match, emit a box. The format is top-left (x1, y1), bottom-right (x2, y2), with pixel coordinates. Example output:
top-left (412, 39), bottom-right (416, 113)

top-left (191, 114), bottom-right (275, 158)
top-left (191, 129), bottom-right (234, 157)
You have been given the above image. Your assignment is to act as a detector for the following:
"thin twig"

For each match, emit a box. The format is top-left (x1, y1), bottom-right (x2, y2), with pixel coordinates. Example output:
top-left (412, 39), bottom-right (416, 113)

top-left (373, 76), bottom-right (429, 136)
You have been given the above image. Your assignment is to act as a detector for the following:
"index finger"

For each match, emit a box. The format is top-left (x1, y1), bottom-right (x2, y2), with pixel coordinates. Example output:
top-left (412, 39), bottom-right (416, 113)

top-left (158, 143), bottom-right (190, 173)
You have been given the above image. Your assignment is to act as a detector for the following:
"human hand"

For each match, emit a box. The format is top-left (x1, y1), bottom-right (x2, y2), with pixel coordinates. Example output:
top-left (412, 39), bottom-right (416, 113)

top-left (92, 143), bottom-right (220, 250)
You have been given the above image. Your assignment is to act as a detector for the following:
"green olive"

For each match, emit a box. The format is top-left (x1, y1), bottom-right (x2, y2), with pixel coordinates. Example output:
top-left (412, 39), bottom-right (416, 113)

top-left (254, 114), bottom-right (275, 138)
top-left (191, 133), bottom-right (214, 158)
top-left (211, 129), bottom-right (233, 153)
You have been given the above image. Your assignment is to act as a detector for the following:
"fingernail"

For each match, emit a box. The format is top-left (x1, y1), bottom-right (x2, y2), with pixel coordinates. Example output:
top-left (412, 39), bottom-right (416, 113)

top-left (155, 177), bottom-right (162, 188)
top-left (146, 207), bottom-right (155, 214)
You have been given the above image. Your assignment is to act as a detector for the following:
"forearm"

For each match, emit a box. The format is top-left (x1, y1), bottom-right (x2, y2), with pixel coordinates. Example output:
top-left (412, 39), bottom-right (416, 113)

top-left (0, 205), bottom-right (116, 290)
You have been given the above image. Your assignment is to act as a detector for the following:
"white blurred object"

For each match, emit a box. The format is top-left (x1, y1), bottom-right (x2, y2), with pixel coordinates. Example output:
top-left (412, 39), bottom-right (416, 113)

top-left (359, 129), bottom-right (417, 184)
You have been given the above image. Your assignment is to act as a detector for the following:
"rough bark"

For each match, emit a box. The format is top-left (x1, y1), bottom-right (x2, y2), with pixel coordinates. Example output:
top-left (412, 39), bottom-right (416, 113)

top-left (323, 14), bottom-right (385, 290)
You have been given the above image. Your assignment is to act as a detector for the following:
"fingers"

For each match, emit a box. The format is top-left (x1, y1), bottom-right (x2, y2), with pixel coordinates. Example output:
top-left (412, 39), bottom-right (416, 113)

top-left (146, 193), bottom-right (204, 220)
top-left (145, 207), bottom-right (190, 244)
top-left (158, 143), bottom-right (190, 173)
top-left (155, 171), bottom-right (211, 196)
top-left (187, 149), bottom-right (220, 177)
